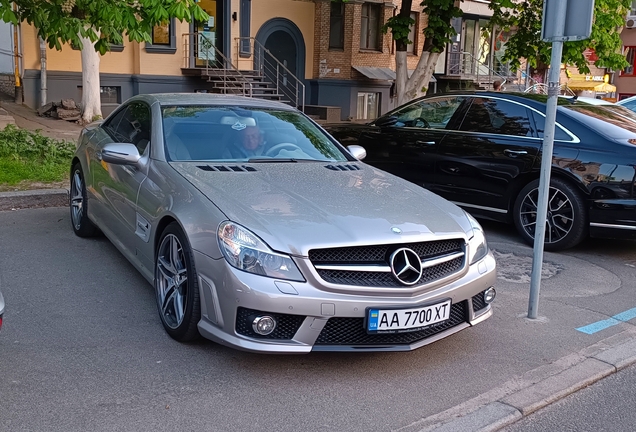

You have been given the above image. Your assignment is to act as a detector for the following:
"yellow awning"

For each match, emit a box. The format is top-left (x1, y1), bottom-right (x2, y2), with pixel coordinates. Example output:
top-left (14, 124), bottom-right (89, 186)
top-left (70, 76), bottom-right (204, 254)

top-left (566, 80), bottom-right (616, 92)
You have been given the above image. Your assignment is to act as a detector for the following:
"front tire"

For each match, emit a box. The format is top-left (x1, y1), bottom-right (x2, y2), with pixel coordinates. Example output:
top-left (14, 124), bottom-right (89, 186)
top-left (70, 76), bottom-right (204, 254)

top-left (155, 222), bottom-right (201, 342)
top-left (513, 178), bottom-right (588, 251)
top-left (70, 163), bottom-right (99, 237)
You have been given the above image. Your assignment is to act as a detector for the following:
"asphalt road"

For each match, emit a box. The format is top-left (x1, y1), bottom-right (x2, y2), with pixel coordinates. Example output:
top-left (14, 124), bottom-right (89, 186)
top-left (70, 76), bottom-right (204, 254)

top-left (1, 207), bottom-right (636, 432)
top-left (503, 364), bottom-right (636, 432)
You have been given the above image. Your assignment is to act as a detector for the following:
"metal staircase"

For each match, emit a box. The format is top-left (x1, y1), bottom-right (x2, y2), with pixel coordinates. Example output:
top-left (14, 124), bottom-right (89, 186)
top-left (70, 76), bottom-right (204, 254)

top-left (181, 33), bottom-right (304, 110)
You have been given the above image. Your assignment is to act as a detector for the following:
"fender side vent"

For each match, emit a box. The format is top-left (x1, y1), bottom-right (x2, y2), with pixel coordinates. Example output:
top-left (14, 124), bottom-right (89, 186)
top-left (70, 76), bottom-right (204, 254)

top-left (325, 164), bottom-right (361, 171)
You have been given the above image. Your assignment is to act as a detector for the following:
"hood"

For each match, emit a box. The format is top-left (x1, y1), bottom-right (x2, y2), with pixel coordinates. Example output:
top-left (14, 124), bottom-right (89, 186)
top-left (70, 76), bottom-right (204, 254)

top-left (171, 162), bottom-right (473, 256)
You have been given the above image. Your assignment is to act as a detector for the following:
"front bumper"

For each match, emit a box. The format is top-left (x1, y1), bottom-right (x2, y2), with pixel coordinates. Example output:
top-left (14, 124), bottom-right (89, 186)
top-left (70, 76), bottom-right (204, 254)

top-left (193, 250), bottom-right (496, 353)
top-left (0, 290), bottom-right (4, 331)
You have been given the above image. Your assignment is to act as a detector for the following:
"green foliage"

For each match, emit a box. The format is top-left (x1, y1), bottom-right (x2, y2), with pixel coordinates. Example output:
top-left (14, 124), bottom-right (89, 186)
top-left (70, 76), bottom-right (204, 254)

top-left (0, 125), bottom-right (76, 184)
top-left (1, 0), bottom-right (208, 55)
top-left (381, 0), bottom-right (461, 53)
top-left (489, 0), bottom-right (631, 73)
top-left (421, 0), bottom-right (463, 53)
top-left (383, 14), bottom-right (416, 49)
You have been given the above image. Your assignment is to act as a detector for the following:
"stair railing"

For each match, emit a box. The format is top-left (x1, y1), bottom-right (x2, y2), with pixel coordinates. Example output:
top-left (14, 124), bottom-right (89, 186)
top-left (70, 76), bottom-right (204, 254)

top-left (182, 33), bottom-right (253, 97)
top-left (235, 37), bottom-right (305, 110)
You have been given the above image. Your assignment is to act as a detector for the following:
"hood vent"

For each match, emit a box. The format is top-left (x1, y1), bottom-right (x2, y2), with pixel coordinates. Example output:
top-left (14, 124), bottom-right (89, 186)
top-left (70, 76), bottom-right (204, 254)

top-left (197, 165), bottom-right (257, 172)
top-left (325, 164), bottom-right (361, 171)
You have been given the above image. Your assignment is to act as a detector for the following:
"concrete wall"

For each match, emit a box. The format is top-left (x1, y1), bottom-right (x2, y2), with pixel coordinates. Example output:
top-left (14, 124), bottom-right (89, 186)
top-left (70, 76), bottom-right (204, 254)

top-left (21, 70), bottom-right (223, 115)
top-left (309, 78), bottom-right (391, 120)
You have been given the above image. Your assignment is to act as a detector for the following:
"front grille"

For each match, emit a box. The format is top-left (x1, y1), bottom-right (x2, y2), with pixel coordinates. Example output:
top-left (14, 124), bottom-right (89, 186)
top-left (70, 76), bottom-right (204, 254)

top-left (309, 239), bottom-right (463, 264)
top-left (309, 239), bottom-right (465, 288)
top-left (315, 301), bottom-right (467, 345)
top-left (235, 307), bottom-right (305, 340)
top-left (472, 291), bottom-right (487, 312)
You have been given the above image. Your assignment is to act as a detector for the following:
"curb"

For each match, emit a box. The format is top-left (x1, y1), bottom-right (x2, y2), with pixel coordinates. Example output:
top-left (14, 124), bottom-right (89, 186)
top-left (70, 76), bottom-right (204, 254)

top-left (0, 189), bottom-right (69, 211)
top-left (396, 329), bottom-right (636, 432)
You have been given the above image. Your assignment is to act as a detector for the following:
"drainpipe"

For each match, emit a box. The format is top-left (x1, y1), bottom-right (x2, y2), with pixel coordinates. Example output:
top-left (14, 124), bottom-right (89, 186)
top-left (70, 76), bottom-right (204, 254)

top-left (39, 37), bottom-right (47, 106)
top-left (12, 6), bottom-right (21, 103)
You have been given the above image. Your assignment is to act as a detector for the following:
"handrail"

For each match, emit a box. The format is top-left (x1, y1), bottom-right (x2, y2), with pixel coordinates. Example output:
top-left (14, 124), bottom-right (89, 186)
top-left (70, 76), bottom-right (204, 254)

top-left (234, 36), bottom-right (305, 110)
top-left (182, 33), bottom-right (253, 97)
top-left (461, 51), bottom-right (508, 87)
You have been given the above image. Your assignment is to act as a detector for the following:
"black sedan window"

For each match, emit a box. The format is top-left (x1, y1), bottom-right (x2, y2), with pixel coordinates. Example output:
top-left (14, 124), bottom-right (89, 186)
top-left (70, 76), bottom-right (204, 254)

top-left (459, 98), bottom-right (533, 137)
top-left (390, 96), bottom-right (464, 129)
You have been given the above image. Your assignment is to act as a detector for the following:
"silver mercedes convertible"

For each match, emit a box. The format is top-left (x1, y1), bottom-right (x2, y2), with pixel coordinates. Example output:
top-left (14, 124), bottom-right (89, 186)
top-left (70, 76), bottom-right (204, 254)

top-left (69, 94), bottom-right (496, 353)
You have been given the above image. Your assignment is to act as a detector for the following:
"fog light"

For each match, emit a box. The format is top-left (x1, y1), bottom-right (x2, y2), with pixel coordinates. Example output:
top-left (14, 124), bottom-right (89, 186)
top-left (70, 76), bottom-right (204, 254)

top-left (484, 287), bottom-right (496, 304)
top-left (252, 316), bottom-right (276, 335)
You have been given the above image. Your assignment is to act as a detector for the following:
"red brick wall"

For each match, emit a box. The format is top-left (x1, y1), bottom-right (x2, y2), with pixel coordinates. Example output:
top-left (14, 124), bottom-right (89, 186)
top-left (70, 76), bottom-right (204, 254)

top-left (313, 0), bottom-right (428, 80)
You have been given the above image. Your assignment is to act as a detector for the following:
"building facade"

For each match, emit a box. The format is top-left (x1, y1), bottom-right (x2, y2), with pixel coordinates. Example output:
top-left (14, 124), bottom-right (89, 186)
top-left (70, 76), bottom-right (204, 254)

top-left (614, 1), bottom-right (636, 100)
top-left (10, 0), bottom-right (510, 121)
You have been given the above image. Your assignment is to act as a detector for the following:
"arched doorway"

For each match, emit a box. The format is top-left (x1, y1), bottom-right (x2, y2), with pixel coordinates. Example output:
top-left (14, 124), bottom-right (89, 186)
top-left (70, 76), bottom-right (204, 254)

top-left (255, 18), bottom-right (306, 87)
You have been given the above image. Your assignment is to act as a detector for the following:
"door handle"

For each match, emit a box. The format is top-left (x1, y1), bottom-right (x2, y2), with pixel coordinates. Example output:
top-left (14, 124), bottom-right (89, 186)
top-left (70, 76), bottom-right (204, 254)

top-left (416, 140), bottom-right (436, 146)
top-left (504, 149), bottom-right (528, 157)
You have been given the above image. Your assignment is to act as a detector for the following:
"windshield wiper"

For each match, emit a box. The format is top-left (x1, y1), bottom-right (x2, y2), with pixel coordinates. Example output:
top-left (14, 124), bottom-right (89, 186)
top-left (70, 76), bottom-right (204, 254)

top-left (247, 158), bottom-right (297, 163)
top-left (247, 158), bottom-right (326, 163)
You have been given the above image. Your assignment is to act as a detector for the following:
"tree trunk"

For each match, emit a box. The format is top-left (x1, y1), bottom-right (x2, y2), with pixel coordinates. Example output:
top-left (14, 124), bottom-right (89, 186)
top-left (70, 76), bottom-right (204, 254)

top-left (402, 51), bottom-right (440, 102)
top-left (395, 51), bottom-right (409, 106)
top-left (79, 32), bottom-right (101, 124)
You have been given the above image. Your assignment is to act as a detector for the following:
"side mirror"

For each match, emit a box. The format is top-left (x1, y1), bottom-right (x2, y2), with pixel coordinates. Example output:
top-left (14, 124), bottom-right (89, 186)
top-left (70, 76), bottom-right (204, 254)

top-left (100, 143), bottom-right (142, 166)
top-left (374, 115), bottom-right (398, 128)
top-left (347, 145), bottom-right (367, 161)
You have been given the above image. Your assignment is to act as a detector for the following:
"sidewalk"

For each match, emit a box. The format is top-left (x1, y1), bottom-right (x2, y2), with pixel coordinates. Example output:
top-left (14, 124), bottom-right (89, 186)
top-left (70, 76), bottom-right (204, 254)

top-left (0, 94), bottom-right (82, 142)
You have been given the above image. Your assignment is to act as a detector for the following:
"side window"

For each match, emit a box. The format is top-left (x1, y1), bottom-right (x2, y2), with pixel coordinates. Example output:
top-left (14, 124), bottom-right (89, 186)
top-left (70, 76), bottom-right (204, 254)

top-left (105, 102), bottom-right (152, 154)
top-left (392, 96), bottom-right (464, 129)
top-left (459, 98), bottom-right (533, 137)
top-left (103, 107), bottom-right (129, 141)
top-left (530, 111), bottom-right (572, 141)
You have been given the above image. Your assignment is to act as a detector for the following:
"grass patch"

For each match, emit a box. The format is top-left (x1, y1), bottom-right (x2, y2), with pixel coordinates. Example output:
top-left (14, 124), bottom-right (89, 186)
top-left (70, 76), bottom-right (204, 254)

top-left (0, 125), bottom-right (75, 185)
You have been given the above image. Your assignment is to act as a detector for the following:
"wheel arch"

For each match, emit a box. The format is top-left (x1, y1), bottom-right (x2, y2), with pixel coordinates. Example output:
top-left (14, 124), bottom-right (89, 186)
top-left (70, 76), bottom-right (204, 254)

top-left (153, 215), bottom-right (181, 258)
top-left (506, 167), bottom-right (590, 218)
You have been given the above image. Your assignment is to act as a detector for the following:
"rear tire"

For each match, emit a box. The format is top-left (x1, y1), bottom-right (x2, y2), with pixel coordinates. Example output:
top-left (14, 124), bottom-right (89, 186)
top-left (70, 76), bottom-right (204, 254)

top-left (154, 222), bottom-right (201, 342)
top-left (70, 163), bottom-right (99, 238)
top-left (513, 178), bottom-right (587, 251)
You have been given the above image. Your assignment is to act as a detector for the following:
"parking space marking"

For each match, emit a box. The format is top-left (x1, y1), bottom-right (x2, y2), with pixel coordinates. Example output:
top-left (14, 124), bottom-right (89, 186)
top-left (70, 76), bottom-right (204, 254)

top-left (576, 307), bottom-right (636, 334)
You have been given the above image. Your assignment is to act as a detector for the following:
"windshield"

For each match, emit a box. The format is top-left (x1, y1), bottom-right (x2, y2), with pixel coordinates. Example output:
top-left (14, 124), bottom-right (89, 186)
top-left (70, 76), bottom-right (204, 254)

top-left (161, 106), bottom-right (348, 162)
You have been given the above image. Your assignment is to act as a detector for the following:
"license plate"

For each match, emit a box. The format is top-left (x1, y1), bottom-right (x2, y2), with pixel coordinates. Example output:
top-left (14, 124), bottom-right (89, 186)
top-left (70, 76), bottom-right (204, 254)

top-left (367, 300), bottom-right (452, 333)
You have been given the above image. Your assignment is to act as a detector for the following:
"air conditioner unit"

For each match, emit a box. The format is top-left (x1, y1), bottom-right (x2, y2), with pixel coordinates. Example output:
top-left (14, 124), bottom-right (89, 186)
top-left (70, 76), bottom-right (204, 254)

top-left (626, 16), bottom-right (636, 28)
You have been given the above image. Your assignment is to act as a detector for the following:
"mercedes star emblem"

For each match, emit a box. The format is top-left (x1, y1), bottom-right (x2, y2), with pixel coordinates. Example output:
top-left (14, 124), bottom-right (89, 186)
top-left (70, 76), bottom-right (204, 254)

top-left (389, 248), bottom-right (423, 286)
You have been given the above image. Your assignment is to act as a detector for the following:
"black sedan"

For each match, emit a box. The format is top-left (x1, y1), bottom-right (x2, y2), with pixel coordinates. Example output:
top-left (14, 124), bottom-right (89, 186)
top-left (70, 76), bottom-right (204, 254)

top-left (325, 92), bottom-right (636, 250)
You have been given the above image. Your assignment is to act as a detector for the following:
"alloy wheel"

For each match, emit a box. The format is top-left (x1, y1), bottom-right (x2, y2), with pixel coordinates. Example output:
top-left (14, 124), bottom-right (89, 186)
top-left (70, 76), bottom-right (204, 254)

top-left (156, 234), bottom-right (189, 329)
top-left (70, 170), bottom-right (84, 230)
top-left (518, 186), bottom-right (575, 244)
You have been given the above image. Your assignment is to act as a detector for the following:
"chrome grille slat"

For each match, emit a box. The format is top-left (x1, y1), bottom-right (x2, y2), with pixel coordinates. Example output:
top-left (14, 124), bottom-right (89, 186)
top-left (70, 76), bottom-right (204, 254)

top-left (309, 239), bottom-right (466, 288)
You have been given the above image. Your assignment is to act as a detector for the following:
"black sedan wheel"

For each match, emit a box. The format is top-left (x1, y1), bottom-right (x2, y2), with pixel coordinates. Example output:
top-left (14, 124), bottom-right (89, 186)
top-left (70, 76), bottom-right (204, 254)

top-left (513, 178), bottom-right (587, 251)
top-left (155, 222), bottom-right (201, 342)
top-left (70, 163), bottom-right (99, 237)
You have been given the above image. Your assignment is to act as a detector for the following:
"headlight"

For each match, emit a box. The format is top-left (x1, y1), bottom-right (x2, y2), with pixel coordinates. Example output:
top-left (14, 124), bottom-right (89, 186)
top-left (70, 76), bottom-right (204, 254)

top-left (218, 221), bottom-right (305, 282)
top-left (466, 212), bottom-right (488, 265)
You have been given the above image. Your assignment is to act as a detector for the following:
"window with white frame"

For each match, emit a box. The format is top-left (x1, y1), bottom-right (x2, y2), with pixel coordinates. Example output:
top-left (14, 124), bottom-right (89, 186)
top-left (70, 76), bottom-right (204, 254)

top-left (631, 0), bottom-right (636, 16)
top-left (357, 92), bottom-right (380, 120)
